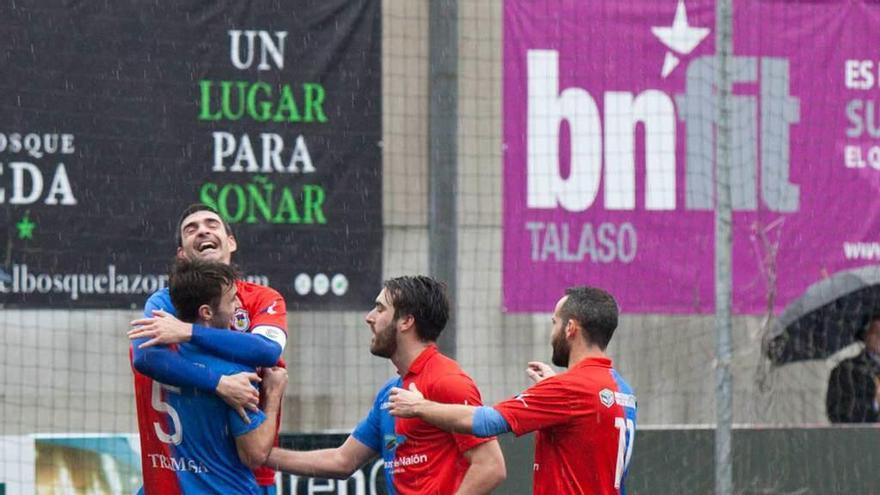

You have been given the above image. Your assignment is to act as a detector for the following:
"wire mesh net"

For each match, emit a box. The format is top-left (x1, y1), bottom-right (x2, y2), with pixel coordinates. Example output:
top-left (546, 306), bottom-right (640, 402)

top-left (2, 0), bottom-right (878, 494)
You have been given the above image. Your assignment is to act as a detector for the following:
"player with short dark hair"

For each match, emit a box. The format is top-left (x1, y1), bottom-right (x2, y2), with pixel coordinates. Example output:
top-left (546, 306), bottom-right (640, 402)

top-left (129, 204), bottom-right (289, 494)
top-left (264, 275), bottom-right (506, 494)
top-left (556, 286), bottom-right (619, 349)
top-left (137, 257), bottom-right (286, 494)
top-left (169, 258), bottom-right (238, 322)
top-left (388, 286), bottom-right (637, 495)
top-left (381, 276), bottom-right (450, 342)
top-left (174, 203), bottom-right (235, 249)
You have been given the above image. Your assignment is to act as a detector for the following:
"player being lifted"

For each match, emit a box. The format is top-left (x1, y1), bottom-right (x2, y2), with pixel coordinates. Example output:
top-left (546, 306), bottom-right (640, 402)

top-left (129, 204), bottom-right (288, 494)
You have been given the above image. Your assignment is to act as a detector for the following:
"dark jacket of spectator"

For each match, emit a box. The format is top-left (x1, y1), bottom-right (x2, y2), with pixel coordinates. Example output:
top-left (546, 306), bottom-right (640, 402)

top-left (826, 350), bottom-right (880, 423)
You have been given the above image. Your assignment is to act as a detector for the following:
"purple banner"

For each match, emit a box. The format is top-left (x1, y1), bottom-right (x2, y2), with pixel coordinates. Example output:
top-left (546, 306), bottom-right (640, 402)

top-left (503, 0), bottom-right (880, 313)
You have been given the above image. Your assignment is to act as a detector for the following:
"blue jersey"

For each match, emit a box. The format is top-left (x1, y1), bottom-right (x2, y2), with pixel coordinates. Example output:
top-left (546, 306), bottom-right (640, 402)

top-left (144, 287), bottom-right (175, 316)
top-left (352, 377), bottom-right (401, 494)
top-left (134, 289), bottom-right (266, 494)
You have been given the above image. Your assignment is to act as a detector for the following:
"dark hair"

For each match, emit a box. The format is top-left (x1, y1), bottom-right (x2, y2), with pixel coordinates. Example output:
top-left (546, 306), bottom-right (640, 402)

top-left (559, 286), bottom-right (619, 350)
top-left (169, 258), bottom-right (237, 323)
top-left (175, 203), bottom-right (234, 247)
top-left (383, 275), bottom-right (449, 342)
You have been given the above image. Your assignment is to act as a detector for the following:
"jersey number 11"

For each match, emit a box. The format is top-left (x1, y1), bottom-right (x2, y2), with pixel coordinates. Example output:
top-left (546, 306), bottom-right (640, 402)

top-left (613, 416), bottom-right (635, 489)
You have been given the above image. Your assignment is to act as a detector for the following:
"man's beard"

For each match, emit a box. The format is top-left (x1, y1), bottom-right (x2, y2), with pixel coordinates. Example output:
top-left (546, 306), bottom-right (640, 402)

top-left (208, 309), bottom-right (230, 329)
top-left (370, 320), bottom-right (398, 358)
top-left (551, 329), bottom-right (570, 367)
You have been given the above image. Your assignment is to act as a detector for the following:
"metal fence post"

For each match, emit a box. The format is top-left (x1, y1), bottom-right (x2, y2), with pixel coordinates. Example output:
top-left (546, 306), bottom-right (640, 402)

top-left (429, 0), bottom-right (459, 358)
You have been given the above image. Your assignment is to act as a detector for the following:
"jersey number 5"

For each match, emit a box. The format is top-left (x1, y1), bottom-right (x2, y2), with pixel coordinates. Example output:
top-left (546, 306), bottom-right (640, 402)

top-left (614, 416), bottom-right (635, 489)
top-left (152, 382), bottom-right (183, 445)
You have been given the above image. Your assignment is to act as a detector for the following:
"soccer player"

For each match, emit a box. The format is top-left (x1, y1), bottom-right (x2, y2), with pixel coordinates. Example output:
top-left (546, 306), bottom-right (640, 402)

top-left (264, 276), bottom-right (506, 494)
top-left (128, 204), bottom-right (288, 494)
top-left (387, 286), bottom-right (637, 495)
top-left (137, 257), bottom-right (287, 494)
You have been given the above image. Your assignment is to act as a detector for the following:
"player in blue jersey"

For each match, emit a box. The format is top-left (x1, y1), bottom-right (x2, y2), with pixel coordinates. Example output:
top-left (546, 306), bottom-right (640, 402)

top-left (134, 258), bottom-right (286, 494)
top-left (128, 204), bottom-right (289, 493)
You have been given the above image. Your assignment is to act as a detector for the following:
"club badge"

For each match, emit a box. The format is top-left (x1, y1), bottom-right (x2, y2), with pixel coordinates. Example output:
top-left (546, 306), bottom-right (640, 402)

top-left (232, 308), bottom-right (250, 332)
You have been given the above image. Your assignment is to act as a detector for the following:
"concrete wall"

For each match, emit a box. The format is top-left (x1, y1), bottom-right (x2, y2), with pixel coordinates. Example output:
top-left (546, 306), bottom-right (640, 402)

top-left (0, 0), bottom-right (838, 437)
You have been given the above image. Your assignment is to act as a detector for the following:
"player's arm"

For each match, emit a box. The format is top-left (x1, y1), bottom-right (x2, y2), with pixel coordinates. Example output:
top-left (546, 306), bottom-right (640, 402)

top-left (131, 293), bottom-right (260, 418)
top-left (388, 384), bottom-right (512, 437)
top-left (456, 439), bottom-right (506, 495)
top-left (391, 369), bottom-right (576, 437)
top-left (265, 436), bottom-right (377, 479)
top-left (388, 383), bottom-right (476, 433)
top-left (129, 309), bottom-right (282, 367)
top-left (267, 379), bottom-right (388, 478)
top-left (131, 337), bottom-right (261, 420)
top-left (236, 367), bottom-right (287, 469)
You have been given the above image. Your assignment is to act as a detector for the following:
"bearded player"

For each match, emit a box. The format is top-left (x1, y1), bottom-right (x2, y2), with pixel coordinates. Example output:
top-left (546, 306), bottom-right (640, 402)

top-left (388, 286), bottom-right (637, 495)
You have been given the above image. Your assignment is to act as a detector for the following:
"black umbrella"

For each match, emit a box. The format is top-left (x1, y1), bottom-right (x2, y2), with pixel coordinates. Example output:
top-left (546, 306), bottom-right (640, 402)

top-left (764, 265), bottom-right (880, 365)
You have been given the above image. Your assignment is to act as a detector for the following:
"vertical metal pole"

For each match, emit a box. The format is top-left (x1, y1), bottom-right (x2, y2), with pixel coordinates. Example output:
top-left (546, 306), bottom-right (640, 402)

top-left (715, 0), bottom-right (734, 494)
top-left (429, 0), bottom-right (458, 358)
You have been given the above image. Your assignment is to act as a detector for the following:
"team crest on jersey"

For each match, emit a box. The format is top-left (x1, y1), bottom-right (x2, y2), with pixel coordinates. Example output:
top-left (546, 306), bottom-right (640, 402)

top-left (599, 389), bottom-right (615, 408)
top-left (232, 308), bottom-right (250, 332)
top-left (384, 433), bottom-right (406, 451)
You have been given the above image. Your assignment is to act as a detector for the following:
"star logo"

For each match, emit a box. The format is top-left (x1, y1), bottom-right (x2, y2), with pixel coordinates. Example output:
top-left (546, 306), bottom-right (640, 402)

top-left (651, 0), bottom-right (710, 78)
top-left (16, 213), bottom-right (36, 240)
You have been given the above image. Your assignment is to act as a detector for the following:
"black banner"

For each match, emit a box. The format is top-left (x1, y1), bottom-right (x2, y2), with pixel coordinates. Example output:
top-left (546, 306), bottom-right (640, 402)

top-left (0, 0), bottom-right (382, 308)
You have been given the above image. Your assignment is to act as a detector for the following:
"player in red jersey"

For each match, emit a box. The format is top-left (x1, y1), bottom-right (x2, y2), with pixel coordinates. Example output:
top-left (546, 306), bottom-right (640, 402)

top-left (129, 204), bottom-right (288, 494)
top-left (264, 276), bottom-right (506, 495)
top-left (388, 286), bottom-right (637, 495)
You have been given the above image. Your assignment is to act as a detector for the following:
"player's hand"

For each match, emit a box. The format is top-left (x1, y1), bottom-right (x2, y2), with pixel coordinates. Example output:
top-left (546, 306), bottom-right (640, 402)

top-left (387, 383), bottom-right (424, 418)
top-left (217, 372), bottom-right (261, 423)
top-left (261, 366), bottom-right (288, 398)
top-left (526, 361), bottom-right (556, 383)
top-left (128, 310), bottom-right (193, 347)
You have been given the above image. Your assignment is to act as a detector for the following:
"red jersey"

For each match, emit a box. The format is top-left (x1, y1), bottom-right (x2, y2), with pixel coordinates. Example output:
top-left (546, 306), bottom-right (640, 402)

top-left (231, 281), bottom-right (287, 348)
top-left (133, 281), bottom-right (288, 491)
top-left (494, 357), bottom-right (637, 495)
top-left (395, 345), bottom-right (493, 494)
top-left (232, 280), bottom-right (288, 486)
